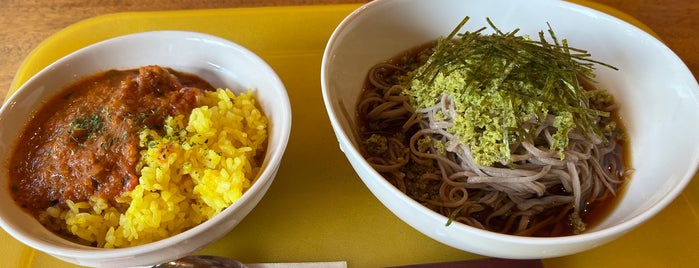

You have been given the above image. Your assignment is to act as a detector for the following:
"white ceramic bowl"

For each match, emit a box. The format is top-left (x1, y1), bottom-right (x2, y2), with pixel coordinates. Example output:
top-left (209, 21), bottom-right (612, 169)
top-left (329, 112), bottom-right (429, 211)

top-left (321, 0), bottom-right (699, 259)
top-left (0, 31), bottom-right (291, 267)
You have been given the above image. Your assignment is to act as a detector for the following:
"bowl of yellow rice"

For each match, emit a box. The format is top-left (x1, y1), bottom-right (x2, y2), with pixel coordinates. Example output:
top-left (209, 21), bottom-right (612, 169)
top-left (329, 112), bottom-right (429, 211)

top-left (0, 31), bottom-right (291, 267)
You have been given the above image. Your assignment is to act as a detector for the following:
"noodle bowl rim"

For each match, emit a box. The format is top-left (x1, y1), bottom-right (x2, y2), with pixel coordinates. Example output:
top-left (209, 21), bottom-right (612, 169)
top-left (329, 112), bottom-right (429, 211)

top-left (321, 0), bottom-right (699, 258)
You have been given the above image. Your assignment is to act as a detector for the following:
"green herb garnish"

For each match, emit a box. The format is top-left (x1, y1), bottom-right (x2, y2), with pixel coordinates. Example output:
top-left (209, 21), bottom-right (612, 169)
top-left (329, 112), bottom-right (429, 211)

top-left (68, 110), bottom-right (105, 144)
top-left (404, 17), bottom-right (617, 166)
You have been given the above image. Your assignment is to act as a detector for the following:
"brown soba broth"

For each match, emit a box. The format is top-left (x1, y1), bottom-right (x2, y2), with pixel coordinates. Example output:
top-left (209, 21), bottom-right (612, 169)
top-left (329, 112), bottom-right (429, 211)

top-left (355, 19), bottom-right (631, 237)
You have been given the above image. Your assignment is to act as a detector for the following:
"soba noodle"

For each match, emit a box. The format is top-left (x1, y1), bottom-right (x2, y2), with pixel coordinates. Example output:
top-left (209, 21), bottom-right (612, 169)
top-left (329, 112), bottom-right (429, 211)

top-left (357, 19), bottom-right (630, 236)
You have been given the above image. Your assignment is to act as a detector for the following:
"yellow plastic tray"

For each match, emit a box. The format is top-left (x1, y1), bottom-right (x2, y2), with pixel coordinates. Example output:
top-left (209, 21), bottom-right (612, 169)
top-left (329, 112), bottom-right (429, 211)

top-left (4, 2), bottom-right (698, 268)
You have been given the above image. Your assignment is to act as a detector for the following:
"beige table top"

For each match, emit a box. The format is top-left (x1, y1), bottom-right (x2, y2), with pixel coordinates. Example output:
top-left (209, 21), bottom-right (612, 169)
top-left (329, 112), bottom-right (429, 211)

top-left (1, 0), bottom-right (698, 97)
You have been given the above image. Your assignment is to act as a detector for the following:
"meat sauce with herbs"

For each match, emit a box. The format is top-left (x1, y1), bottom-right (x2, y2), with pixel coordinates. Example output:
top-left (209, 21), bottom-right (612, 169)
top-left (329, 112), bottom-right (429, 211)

top-left (9, 65), bottom-right (214, 216)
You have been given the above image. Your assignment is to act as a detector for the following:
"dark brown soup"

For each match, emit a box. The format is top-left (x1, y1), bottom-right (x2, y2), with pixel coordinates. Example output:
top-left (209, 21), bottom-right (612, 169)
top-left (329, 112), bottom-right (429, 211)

top-left (356, 43), bottom-right (630, 237)
top-left (9, 65), bottom-right (214, 217)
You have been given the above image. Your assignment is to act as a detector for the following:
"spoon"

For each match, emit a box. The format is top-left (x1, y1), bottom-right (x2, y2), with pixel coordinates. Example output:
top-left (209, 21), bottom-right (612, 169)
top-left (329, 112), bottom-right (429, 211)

top-left (152, 255), bottom-right (248, 268)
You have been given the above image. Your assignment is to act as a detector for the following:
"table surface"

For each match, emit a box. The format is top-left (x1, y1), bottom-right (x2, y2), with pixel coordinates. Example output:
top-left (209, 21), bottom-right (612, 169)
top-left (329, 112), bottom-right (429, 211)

top-left (1, 1), bottom-right (698, 267)
top-left (1, 0), bottom-right (698, 97)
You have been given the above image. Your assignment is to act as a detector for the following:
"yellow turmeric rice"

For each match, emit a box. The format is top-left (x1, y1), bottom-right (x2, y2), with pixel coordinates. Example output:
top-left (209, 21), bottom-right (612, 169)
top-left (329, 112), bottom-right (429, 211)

top-left (42, 88), bottom-right (268, 248)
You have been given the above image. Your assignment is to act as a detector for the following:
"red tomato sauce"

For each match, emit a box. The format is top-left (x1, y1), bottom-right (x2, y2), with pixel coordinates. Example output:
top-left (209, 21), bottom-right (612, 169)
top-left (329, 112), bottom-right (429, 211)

top-left (9, 65), bottom-right (213, 216)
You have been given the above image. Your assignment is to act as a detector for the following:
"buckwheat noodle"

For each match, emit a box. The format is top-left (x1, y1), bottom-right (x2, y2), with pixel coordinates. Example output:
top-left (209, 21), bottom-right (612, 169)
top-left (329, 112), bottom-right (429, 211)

top-left (357, 58), bottom-right (630, 236)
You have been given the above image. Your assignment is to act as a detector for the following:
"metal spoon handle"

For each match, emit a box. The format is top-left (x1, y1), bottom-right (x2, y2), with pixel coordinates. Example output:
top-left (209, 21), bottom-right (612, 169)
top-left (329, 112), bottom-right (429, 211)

top-left (152, 255), bottom-right (248, 268)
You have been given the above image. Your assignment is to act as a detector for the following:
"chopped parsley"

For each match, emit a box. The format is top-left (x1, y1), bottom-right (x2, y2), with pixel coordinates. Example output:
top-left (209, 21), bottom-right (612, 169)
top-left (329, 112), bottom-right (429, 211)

top-left (68, 110), bottom-right (105, 144)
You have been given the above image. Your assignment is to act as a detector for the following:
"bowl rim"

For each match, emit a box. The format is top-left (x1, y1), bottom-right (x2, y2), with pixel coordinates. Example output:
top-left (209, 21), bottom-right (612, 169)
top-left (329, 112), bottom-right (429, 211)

top-left (0, 30), bottom-right (292, 261)
top-left (320, 0), bottom-right (699, 251)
